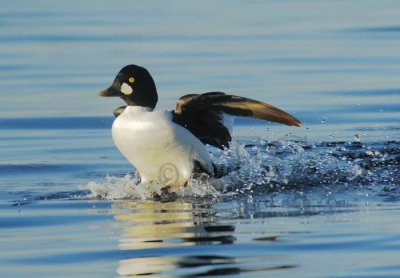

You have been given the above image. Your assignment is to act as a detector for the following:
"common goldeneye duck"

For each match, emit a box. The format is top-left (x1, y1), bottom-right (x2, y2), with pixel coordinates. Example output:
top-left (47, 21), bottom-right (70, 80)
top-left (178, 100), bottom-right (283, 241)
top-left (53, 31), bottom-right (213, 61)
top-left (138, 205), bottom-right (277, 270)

top-left (99, 64), bottom-right (301, 188)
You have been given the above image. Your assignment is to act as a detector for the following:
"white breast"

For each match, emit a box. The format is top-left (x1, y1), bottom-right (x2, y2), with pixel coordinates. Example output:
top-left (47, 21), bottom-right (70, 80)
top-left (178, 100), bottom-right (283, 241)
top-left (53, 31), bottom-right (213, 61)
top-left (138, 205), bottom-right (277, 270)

top-left (111, 106), bottom-right (213, 187)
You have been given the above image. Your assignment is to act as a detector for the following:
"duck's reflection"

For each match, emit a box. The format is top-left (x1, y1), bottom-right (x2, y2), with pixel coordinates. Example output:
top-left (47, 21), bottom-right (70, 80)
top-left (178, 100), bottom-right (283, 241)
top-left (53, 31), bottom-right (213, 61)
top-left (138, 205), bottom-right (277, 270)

top-left (112, 200), bottom-right (236, 276)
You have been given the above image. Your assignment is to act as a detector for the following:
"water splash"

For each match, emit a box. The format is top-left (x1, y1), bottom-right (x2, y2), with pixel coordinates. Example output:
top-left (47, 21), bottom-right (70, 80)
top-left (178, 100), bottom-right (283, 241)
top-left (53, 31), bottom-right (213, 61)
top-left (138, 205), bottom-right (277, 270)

top-left (85, 173), bottom-right (221, 200)
top-left (84, 140), bottom-right (400, 200)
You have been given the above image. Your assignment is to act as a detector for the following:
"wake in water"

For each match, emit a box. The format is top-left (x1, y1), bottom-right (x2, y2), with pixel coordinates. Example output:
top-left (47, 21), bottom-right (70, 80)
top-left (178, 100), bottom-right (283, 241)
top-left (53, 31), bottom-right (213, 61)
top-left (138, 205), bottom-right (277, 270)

top-left (85, 139), bottom-right (400, 200)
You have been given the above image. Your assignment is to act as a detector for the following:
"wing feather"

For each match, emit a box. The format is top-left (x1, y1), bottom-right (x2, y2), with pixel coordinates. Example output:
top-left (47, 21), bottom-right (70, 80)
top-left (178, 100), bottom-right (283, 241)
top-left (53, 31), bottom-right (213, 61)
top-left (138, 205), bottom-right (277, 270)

top-left (172, 92), bottom-right (301, 149)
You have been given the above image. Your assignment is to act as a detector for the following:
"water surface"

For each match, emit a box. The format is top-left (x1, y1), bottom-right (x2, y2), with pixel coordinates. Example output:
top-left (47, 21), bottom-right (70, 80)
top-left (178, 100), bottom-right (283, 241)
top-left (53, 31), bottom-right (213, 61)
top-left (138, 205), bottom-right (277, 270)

top-left (1, 1), bottom-right (400, 277)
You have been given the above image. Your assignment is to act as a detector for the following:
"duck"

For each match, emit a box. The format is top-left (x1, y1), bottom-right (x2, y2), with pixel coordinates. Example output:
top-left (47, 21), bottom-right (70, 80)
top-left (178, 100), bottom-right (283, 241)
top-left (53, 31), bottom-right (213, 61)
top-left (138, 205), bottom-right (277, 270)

top-left (99, 64), bottom-right (301, 188)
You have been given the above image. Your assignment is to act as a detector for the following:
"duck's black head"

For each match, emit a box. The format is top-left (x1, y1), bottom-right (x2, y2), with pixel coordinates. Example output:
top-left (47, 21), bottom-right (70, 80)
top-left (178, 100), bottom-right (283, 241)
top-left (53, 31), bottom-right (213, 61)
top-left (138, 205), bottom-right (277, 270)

top-left (99, 64), bottom-right (158, 109)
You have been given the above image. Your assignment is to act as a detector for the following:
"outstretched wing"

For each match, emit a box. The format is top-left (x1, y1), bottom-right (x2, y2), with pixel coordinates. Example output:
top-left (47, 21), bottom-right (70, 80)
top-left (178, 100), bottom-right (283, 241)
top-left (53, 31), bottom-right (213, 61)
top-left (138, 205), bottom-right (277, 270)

top-left (171, 92), bottom-right (301, 149)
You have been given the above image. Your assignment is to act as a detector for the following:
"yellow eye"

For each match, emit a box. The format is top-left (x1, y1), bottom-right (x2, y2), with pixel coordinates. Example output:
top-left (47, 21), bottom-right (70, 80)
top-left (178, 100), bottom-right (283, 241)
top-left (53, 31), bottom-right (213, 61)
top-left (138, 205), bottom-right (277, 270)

top-left (128, 77), bottom-right (135, 83)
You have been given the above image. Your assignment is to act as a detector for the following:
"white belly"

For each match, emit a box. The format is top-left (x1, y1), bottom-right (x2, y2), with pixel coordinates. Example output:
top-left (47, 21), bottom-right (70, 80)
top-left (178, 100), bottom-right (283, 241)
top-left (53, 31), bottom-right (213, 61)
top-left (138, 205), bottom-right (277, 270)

top-left (111, 106), bottom-right (212, 186)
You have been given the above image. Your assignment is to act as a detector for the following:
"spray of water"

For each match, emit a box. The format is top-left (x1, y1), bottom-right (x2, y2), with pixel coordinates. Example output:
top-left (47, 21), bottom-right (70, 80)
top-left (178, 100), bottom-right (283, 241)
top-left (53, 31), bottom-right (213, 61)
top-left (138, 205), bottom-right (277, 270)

top-left (85, 139), bottom-right (399, 200)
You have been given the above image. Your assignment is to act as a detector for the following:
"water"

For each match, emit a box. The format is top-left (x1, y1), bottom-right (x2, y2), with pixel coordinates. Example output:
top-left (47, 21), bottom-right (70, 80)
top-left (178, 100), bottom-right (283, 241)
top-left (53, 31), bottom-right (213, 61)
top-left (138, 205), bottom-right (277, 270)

top-left (1, 0), bottom-right (400, 277)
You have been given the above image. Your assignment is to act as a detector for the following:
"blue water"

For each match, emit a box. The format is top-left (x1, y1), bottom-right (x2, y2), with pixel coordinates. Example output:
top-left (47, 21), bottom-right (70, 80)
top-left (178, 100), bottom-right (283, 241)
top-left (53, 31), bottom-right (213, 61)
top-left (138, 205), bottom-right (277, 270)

top-left (1, 0), bottom-right (400, 277)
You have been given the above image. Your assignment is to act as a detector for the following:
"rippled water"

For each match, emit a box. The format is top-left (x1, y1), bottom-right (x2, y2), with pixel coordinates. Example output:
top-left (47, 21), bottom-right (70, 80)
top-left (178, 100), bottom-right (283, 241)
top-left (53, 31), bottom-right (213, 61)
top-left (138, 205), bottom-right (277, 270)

top-left (1, 1), bottom-right (400, 277)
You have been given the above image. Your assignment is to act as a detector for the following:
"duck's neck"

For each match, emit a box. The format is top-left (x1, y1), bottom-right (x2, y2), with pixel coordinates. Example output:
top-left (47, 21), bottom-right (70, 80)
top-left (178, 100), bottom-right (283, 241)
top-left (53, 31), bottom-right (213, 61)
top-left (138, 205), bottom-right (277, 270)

top-left (121, 94), bottom-right (158, 109)
top-left (126, 106), bottom-right (154, 113)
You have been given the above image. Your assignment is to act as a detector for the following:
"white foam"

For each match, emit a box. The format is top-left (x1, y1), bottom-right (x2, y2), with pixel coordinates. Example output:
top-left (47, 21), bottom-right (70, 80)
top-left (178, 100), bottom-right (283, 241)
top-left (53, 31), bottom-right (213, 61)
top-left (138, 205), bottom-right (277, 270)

top-left (84, 173), bottom-right (221, 200)
top-left (84, 140), bottom-right (368, 200)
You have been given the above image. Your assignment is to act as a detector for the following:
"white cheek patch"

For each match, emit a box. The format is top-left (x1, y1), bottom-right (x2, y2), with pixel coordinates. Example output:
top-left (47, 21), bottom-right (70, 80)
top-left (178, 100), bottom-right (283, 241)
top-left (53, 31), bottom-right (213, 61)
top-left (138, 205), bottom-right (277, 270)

top-left (120, 82), bottom-right (133, 95)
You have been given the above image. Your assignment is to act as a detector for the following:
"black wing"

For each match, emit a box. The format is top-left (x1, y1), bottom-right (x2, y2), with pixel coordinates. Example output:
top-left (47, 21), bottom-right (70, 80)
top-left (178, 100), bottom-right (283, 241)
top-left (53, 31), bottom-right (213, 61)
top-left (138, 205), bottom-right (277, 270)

top-left (171, 92), bottom-right (301, 149)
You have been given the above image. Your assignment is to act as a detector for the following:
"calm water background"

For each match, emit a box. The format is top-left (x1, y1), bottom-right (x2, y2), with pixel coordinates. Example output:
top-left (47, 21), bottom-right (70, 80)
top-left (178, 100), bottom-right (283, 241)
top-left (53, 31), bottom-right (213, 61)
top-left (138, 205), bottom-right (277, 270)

top-left (1, 0), bottom-right (400, 277)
